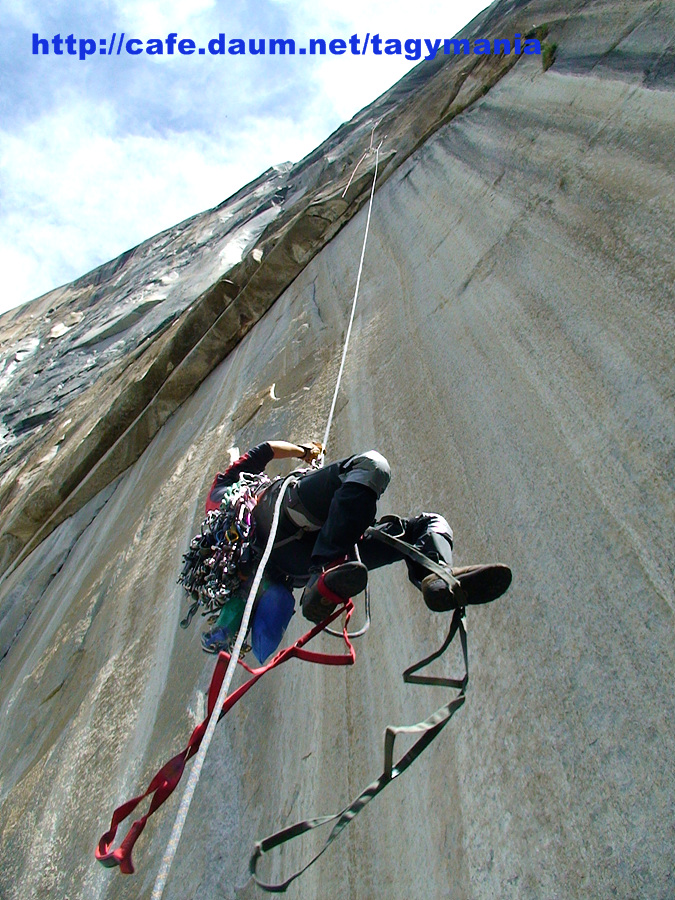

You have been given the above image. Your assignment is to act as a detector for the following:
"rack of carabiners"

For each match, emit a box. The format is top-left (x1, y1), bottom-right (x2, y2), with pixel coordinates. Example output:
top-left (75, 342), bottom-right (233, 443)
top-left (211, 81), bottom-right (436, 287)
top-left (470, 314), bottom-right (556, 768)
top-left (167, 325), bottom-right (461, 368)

top-left (178, 473), bottom-right (272, 630)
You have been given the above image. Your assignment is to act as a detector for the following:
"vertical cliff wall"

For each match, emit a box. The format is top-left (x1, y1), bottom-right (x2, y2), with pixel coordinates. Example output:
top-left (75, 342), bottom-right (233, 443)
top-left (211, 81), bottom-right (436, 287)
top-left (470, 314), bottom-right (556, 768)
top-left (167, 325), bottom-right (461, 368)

top-left (1, 2), bottom-right (674, 898)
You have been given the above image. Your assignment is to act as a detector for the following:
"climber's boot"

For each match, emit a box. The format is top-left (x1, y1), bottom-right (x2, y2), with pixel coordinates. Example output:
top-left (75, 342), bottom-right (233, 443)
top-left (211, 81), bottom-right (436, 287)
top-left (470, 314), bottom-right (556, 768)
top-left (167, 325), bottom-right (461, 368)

top-left (301, 560), bottom-right (368, 624)
top-left (422, 563), bottom-right (512, 612)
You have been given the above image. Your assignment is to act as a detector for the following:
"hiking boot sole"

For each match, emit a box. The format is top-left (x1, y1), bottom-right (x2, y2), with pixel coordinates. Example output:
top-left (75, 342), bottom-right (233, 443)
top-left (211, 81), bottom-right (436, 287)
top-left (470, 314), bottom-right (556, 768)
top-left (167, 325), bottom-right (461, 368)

top-left (322, 562), bottom-right (369, 600)
top-left (423, 563), bottom-right (512, 611)
top-left (302, 561), bottom-right (368, 623)
top-left (454, 563), bottom-right (512, 606)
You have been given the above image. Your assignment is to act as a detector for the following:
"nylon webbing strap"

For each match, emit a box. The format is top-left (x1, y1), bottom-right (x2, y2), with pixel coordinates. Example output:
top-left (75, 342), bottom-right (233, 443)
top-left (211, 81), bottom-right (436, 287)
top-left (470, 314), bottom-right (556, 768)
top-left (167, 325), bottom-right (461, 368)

top-left (96, 599), bottom-right (355, 874)
top-left (402, 606), bottom-right (468, 690)
top-left (250, 607), bottom-right (468, 893)
top-left (364, 526), bottom-right (461, 589)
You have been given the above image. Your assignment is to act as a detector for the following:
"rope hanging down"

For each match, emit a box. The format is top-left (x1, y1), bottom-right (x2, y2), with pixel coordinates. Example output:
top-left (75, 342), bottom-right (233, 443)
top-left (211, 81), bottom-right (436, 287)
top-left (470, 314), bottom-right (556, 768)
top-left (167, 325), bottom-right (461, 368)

top-left (321, 141), bottom-right (381, 459)
top-left (149, 473), bottom-right (294, 899)
top-left (151, 141), bottom-right (383, 890)
top-left (319, 140), bottom-right (382, 641)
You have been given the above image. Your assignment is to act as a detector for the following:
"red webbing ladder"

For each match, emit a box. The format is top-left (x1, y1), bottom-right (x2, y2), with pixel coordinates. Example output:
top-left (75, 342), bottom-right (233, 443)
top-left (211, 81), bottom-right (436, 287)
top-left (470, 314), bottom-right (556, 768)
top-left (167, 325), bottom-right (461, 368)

top-left (96, 589), bottom-right (355, 874)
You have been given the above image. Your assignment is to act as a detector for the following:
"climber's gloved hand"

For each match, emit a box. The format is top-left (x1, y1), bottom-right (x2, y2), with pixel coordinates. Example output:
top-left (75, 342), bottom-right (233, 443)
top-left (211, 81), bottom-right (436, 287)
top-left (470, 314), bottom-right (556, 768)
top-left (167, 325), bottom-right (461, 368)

top-left (299, 441), bottom-right (324, 464)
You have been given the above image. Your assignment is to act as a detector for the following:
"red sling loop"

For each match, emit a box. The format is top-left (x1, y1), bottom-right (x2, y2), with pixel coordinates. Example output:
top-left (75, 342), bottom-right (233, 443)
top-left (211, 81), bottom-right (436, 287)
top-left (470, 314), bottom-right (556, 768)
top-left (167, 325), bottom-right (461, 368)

top-left (96, 587), bottom-right (355, 875)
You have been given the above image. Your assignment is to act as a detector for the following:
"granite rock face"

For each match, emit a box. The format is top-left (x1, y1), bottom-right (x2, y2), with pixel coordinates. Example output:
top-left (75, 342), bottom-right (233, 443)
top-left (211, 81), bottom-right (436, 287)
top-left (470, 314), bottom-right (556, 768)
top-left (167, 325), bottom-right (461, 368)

top-left (0, 0), bottom-right (525, 579)
top-left (1, 1), bottom-right (674, 898)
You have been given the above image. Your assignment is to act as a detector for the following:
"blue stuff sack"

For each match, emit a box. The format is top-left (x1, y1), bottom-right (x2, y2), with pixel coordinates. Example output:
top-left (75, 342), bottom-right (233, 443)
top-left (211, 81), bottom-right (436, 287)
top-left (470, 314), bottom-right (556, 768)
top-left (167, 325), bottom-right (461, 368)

top-left (251, 582), bottom-right (295, 664)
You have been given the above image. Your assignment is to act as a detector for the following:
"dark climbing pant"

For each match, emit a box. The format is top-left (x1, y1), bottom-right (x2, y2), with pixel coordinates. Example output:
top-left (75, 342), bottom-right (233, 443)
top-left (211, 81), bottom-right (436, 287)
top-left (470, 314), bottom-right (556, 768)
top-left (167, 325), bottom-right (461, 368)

top-left (254, 452), bottom-right (453, 588)
top-left (295, 451), bottom-right (390, 564)
top-left (358, 513), bottom-right (454, 590)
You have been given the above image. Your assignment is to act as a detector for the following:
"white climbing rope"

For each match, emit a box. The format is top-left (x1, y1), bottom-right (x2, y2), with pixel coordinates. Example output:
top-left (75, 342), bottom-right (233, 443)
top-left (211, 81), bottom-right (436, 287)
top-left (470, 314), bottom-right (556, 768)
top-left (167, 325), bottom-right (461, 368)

top-left (152, 133), bottom-right (383, 899)
top-left (151, 475), bottom-right (294, 900)
top-left (321, 140), bottom-right (381, 460)
top-left (340, 120), bottom-right (383, 200)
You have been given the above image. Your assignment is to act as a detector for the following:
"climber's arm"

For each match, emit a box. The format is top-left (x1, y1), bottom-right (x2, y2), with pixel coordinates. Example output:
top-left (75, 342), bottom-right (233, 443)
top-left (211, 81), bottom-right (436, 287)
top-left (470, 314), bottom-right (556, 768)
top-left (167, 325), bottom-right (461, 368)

top-left (267, 441), bottom-right (322, 463)
top-left (207, 441), bottom-right (323, 512)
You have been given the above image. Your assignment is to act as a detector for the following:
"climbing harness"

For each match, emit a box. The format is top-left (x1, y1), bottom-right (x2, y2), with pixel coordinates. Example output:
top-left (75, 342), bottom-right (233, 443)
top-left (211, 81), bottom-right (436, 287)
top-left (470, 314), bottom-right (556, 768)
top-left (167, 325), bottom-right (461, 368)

top-left (177, 469), bottom-right (335, 650)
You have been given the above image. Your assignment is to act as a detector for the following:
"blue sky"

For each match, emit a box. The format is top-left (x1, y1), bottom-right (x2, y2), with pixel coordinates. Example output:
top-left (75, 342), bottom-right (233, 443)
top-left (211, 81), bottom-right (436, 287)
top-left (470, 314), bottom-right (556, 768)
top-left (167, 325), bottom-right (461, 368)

top-left (0, 1), bottom-right (491, 313)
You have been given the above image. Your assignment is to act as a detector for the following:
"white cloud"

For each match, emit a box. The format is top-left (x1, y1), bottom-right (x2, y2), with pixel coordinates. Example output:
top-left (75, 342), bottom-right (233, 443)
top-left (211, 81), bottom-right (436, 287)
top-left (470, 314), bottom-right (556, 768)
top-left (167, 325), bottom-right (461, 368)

top-left (115, 0), bottom-right (218, 35)
top-left (0, 91), bottom-right (335, 311)
top-left (0, 245), bottom-right (44, 312)
top-left (261, 1), bottom-right (494, 127)
top-left (0, 1), bottom-right (491, 313)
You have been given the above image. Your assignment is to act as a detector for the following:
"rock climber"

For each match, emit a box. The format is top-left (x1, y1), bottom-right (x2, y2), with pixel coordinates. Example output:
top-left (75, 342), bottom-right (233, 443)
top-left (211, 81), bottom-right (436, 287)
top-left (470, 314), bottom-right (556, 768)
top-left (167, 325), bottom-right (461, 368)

top-left (203, 440), bottom-right (511, 634)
